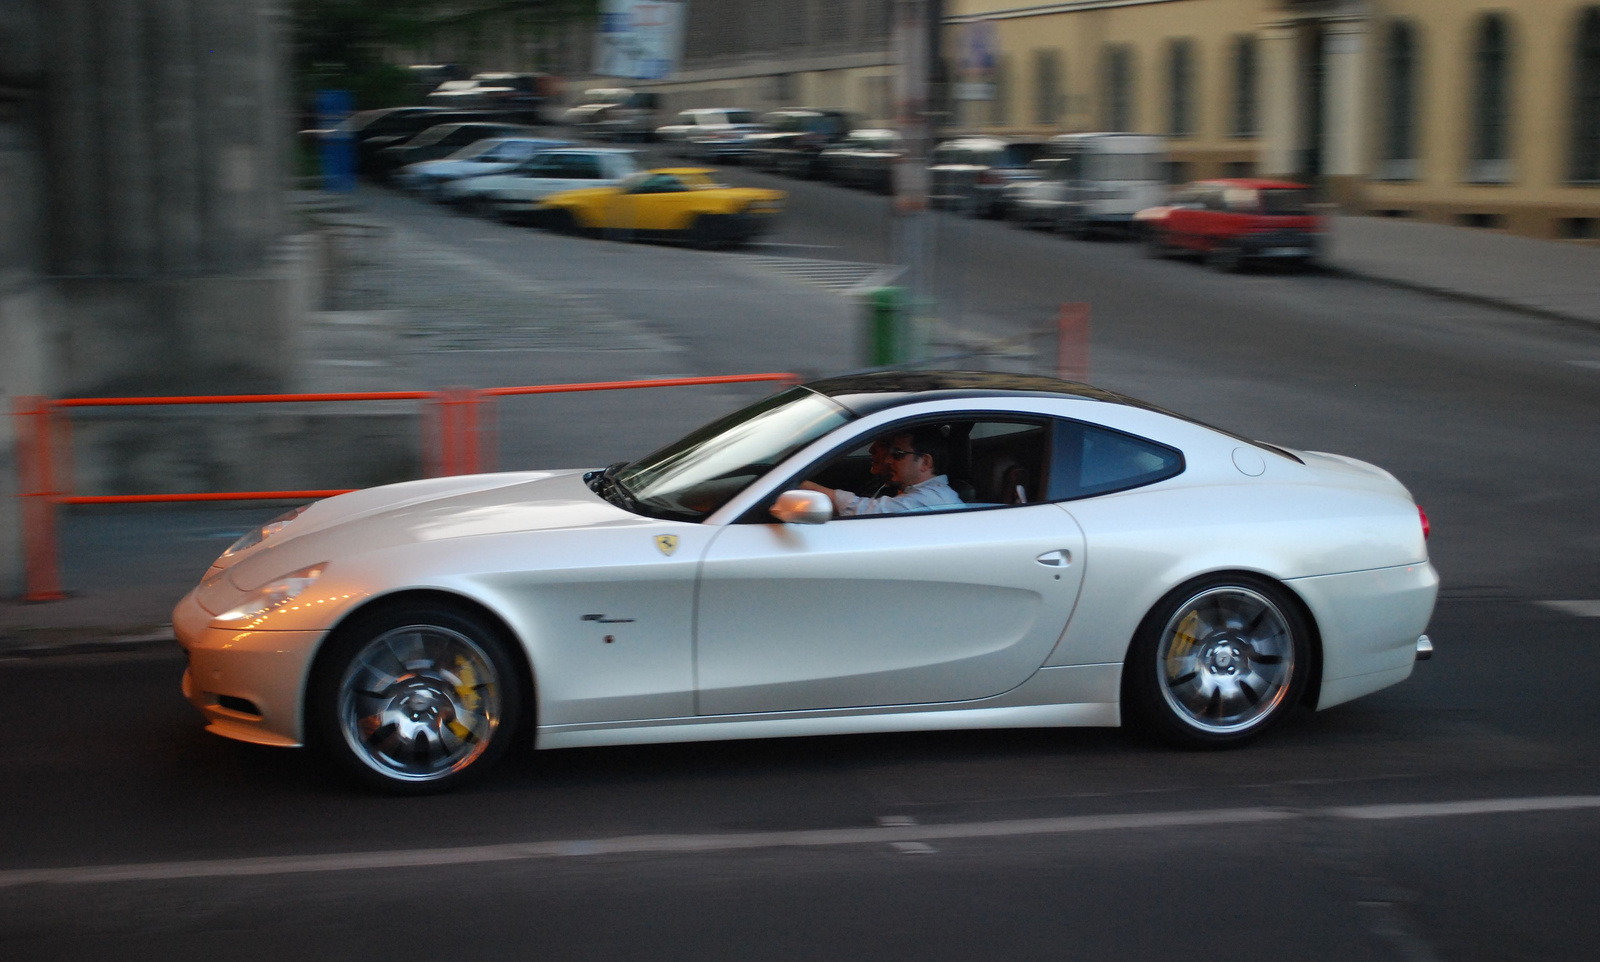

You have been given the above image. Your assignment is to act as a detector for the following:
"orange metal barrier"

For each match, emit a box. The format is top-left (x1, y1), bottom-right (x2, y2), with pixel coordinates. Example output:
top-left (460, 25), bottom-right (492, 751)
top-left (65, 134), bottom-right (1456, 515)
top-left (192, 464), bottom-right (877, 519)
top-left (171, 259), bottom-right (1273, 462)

top-left (13, 373), bottom-right (799, 602)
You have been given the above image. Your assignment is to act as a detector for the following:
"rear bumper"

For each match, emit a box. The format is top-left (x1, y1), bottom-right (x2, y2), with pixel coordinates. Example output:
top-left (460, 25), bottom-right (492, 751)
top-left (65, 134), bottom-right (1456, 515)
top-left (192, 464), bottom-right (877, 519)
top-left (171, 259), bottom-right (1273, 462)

top-left (173, 589), bottom-right (324, 747)
top-left (1288, 561), bottom-right (1439, 710)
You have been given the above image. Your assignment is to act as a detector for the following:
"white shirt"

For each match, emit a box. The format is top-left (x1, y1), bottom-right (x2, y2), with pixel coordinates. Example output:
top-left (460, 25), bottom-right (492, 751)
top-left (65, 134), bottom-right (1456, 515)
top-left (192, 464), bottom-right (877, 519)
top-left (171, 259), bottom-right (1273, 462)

top-left (831, 475), bottom-right (962, 517)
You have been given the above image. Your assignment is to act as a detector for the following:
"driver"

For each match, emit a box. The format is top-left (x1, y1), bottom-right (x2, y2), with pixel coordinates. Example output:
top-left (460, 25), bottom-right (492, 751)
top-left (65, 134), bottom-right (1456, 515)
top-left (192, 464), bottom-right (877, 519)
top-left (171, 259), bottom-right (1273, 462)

top-left (804, 428), bottom-right (961, 517)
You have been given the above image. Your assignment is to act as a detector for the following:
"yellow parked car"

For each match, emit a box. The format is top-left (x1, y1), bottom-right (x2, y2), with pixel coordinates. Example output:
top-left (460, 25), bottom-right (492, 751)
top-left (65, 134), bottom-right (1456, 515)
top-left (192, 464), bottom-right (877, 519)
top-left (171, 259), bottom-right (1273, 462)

top-left (532, 168), bottom-right (785, 248)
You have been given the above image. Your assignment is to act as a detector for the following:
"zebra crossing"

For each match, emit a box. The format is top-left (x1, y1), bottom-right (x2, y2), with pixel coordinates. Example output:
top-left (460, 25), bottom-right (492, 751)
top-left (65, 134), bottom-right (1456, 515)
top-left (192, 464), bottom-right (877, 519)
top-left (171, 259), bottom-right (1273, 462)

top-left (729, 253), bottom-right (905, 295)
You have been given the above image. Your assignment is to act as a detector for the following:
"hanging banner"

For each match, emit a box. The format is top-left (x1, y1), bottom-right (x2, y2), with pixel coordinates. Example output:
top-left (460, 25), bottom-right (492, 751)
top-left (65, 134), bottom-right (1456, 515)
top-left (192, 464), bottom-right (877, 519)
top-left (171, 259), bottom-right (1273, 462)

top-left (594, 0), bottom-right (686, 80)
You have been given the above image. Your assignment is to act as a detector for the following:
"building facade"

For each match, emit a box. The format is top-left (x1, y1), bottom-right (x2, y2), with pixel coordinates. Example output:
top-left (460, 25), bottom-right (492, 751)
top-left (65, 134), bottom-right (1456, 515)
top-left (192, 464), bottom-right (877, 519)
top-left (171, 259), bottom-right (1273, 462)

top-left (944, 0), bottom-right (1600, 239)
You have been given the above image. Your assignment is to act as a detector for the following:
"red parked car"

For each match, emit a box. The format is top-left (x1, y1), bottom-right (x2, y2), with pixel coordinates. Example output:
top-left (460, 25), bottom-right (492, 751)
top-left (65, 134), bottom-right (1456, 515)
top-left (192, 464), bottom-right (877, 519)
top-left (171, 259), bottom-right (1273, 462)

top-left (1136, 178), bottom-right (1322, 271)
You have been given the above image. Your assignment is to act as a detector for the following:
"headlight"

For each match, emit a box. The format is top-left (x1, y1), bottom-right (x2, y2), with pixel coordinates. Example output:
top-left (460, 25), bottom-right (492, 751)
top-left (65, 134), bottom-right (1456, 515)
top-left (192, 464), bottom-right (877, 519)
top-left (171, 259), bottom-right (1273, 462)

top-left (213, 563), bottom-right (328, 623)
top-left (222, 505), bottom-right (312, 559)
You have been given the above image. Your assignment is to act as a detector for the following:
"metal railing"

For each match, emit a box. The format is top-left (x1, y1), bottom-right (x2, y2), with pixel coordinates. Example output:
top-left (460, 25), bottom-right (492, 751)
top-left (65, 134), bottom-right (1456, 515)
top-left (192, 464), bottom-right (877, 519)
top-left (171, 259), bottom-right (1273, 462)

top-left (12, 373), bottom-right (800, 602)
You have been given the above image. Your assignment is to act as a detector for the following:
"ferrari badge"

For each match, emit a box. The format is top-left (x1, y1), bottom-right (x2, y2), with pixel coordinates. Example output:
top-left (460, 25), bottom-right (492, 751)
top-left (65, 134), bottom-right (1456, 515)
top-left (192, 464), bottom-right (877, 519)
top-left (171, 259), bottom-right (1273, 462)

top-left (655, 534), bottom-right (679, 556)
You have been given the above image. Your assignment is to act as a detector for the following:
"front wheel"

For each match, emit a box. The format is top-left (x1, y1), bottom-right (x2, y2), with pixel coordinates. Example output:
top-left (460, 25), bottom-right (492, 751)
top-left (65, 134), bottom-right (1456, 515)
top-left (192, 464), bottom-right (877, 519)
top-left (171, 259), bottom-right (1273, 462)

top-left (310, 602), bottom-right (524, 793)
top-left (1122, 577), bottom-right (1310, 749)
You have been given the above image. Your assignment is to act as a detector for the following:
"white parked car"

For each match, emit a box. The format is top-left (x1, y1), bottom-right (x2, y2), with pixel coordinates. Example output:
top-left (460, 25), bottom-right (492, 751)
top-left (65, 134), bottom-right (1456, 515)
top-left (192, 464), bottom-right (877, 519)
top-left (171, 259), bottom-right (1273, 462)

top-left (655, 107), bottom-right (765, 159)
top-left (394, 137), bottom-right (571, 196)
top-left (174, 372), bottom-right (1437, 793)
top-left (1040, 132), bottom-right (1170, 236)
top-left (440, 147), bottom-right (641, 218)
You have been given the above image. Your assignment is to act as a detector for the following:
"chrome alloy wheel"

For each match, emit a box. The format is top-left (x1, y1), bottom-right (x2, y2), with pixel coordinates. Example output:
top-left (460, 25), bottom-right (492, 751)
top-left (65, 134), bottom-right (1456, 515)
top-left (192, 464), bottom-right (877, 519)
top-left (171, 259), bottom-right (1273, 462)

top-left (1156, 586), bottom-right (1295, 735)
top-left (336, 624), bottom-right (503, 783)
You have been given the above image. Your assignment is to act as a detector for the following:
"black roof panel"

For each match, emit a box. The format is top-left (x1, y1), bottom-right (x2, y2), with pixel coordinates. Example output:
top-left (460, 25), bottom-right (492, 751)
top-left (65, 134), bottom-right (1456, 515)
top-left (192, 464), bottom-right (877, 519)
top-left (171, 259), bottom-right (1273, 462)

top-left (803, 371), bottom-right (1137, 416)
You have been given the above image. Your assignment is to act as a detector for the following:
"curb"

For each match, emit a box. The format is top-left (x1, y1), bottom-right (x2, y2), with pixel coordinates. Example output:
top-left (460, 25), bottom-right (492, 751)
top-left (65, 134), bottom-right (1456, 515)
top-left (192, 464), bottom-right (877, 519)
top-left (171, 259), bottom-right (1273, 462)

top-left (0, 626), bottom-right (179, 660)
top-left (1323, 264), bottom-right (1600, 331)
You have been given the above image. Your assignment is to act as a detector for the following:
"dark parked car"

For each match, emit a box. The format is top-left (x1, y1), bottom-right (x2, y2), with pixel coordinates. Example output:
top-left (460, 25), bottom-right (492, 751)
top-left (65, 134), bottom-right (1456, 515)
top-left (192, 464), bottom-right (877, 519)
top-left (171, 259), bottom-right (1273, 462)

top-left (1136, 178), bottom-right (1323, 271)
top-left (747, 109), bottom-right (858, 178)
top-left (928, 137), bottom-right (1049, 218)
top-left (374, 122), bottom-right (539, 179)
top-left (818, 129), bottom-right (904, 193)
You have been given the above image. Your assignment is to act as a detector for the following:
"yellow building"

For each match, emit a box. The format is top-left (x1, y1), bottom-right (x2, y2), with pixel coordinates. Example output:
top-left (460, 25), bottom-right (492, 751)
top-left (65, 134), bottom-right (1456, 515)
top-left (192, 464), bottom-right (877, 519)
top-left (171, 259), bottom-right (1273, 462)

top-left (947, 0), bottom-right (1600, 239)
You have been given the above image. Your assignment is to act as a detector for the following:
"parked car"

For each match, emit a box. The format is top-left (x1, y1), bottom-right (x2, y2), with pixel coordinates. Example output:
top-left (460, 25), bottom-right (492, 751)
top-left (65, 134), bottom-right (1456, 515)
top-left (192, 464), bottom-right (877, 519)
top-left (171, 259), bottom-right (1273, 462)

top-left (395, 137), bottom-right (572, 196)
top-left (563, 89), bottom-right (662, 141)
top-left (1137, 178), bottom-right (1323, 270)
top-left (533, 168), bottom-right (784, 247)
top-left (1041, 132), bottom-right (1169, 236)
top-left (424, 72), bottom-right (551, 116)
top-left (300, 107), bottom-right (485, 177)
top-left (1004, 156), bottom-right (1083, 231)
top-left (818, 128), bottom-right (903, 193)
top-left (374, 122), bottom-right (538, 179)
top-left (656, 108), bottom-right (767, 162)
top-left (746, 109), bottom-right (858, 178)
top-left (173, 370), bottom-right (1437, 793)
top-left (443, 147), bottom-right (642, 218)
top-left (927, 137), bottom-right (1049, 218)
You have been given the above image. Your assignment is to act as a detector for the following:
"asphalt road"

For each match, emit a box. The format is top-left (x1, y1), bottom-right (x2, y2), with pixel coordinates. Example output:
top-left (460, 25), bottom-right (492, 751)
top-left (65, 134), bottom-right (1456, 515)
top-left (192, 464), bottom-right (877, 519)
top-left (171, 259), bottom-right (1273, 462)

top-left (6, 158), bottom-right (1599, 960)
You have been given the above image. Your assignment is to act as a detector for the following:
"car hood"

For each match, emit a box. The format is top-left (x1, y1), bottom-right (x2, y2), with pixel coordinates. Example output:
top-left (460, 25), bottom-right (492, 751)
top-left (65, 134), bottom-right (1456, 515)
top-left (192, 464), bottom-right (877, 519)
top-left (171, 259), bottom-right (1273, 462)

top-left (219, 471), bottom-right (648, 591)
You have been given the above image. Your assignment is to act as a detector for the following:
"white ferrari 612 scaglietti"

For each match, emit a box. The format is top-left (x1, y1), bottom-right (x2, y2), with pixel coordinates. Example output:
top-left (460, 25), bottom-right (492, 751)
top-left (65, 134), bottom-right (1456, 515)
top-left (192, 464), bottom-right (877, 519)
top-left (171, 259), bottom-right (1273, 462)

top-left (175, 372), bottom-right (1437, 792)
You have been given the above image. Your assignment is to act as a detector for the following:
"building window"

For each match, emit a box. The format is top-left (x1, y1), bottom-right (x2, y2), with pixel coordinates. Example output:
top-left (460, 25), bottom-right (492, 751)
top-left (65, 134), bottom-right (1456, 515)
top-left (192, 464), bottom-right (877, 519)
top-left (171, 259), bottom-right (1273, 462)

top-left (1574, 7), bottom-right (1600, 183)
top-left (992, 54), bottom-right (1012, 126)
top-left (1034, 49), bottom-right (1063, 125)
top-left (1469, 13), bottom-right (1513, 183)
top-left (1168, 39), bottom-right (1196, 137)
top-left (1381, 20), bottom-right (1419, 180)
top-left (1231, 35), bottom-right (1257, 137)
top-left (1103, 45), bottom-right (1135, 131)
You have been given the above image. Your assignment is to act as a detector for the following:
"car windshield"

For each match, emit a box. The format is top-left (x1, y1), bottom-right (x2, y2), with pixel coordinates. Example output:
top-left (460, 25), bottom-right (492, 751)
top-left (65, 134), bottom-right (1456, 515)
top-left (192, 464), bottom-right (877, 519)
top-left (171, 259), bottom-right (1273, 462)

top-left (612, 387), bottom-right (852, 521)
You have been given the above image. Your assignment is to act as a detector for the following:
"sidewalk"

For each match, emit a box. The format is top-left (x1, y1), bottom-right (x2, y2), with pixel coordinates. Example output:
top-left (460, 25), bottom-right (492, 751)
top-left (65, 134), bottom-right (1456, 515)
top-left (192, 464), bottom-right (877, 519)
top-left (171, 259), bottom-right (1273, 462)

top-left (1326, 214), bottom-right (1600, 328)
top-left (4, 205), bottom-right (1598, 652)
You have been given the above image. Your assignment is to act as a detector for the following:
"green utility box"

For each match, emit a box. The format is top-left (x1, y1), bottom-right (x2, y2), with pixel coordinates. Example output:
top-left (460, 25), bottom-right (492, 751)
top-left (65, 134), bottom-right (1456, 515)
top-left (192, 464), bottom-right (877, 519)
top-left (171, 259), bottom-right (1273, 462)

top-left (862, 286), bottom-right (908, 367)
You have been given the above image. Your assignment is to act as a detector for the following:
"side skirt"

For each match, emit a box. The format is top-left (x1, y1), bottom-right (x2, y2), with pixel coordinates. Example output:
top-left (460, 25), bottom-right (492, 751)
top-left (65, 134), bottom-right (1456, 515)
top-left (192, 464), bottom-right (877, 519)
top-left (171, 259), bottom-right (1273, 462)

top-left (536, 662), bottom-right (1122, 750)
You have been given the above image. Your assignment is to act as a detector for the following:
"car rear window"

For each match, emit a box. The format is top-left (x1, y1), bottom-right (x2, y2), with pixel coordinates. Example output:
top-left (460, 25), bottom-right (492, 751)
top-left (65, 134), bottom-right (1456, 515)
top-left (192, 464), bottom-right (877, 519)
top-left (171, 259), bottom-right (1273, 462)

top-left (1047, 420), bottom-right (1184, 501)
top-left (1260, 188), bottom-right (1310, 214)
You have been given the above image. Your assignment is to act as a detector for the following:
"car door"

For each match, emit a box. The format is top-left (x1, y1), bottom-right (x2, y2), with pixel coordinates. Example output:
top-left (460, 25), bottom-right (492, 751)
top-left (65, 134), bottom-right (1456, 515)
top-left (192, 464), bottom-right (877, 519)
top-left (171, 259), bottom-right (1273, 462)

top-left (694, 420), bottom-right (1087, 716)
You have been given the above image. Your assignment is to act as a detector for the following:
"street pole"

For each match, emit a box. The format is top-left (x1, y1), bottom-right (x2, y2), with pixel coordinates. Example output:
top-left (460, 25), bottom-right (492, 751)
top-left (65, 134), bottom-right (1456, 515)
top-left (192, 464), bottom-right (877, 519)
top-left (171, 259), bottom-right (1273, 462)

top-left (892, 0), bottom-right (932, 358)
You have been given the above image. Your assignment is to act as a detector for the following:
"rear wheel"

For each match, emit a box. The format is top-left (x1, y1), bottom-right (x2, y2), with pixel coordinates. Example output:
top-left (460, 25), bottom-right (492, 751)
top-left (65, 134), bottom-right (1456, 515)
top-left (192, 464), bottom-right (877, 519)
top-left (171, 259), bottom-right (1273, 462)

top-left (1123, 576), bottom-right (1309, 749)
top-left (1208, 242), bottom-right (1245, 272)
top-left (310, 602), bottom-right (524, 794)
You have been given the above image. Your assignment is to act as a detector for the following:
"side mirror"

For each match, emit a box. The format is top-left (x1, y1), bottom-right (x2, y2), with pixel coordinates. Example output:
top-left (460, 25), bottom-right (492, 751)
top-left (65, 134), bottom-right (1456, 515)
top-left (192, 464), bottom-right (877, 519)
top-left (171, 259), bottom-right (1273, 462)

top-left (770, 489), bottom-right (832, 525)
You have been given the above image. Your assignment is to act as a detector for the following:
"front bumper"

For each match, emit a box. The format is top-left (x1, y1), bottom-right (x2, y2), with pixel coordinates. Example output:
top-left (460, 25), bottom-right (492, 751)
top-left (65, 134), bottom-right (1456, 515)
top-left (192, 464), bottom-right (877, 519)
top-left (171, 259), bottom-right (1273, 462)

top-left (1238, 231), bottom-right (1319, 259)
top-left (174, 588), bottom-right (327, 748)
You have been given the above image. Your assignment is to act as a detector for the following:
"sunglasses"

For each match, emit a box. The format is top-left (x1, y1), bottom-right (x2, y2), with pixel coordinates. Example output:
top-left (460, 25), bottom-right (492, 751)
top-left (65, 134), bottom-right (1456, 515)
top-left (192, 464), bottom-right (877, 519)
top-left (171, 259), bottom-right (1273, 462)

top-left (887, 447), bottom-right (920, 460)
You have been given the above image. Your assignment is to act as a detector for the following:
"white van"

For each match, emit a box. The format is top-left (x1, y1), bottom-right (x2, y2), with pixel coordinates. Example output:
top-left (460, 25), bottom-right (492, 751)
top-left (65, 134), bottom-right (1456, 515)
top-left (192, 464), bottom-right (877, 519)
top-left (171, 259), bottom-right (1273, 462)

top-left (1038, 133), bottom-right (1168, 235)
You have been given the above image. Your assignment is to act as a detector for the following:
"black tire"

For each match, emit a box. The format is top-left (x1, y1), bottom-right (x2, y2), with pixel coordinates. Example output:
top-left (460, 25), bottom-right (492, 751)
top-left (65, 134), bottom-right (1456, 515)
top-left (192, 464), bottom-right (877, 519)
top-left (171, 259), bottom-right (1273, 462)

top-left (1122, 574), bottom-right (1310, 749)
top-left (538, 208), bottom-right (577, 235)
top-left (688, 215), bottom-right (727, 250)
top-left (1208, 242), bottom-right (1245, 272)
top-left (309, 601), bottom-right (525, 794)
top-left (1145, 228), bottom-right (1171, 258)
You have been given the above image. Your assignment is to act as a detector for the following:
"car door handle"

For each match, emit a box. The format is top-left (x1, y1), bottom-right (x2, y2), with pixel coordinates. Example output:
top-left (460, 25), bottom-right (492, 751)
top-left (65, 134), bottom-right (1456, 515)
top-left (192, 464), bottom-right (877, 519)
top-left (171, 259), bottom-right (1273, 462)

top-left (1035, 550), bottom-right (1072, 567)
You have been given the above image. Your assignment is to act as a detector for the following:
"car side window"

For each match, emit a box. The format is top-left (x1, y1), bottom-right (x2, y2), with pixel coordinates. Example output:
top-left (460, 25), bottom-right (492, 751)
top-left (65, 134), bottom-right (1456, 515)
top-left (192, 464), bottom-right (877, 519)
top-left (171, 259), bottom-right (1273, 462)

top-left (1046, 419), bottom-right (1183, 501)
top-left (791, 417), bottom-right (1051, 519)
top-left (631, 173), bottom-right (685, 193)
top-left (571, 156), bottom-right (604, 179)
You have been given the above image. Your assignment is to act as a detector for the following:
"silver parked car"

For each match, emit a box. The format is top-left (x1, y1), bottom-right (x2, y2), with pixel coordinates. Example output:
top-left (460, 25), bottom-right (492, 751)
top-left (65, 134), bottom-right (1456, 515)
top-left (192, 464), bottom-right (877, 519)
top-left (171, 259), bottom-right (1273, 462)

top-left (440, 147), bottom-right (641, 218)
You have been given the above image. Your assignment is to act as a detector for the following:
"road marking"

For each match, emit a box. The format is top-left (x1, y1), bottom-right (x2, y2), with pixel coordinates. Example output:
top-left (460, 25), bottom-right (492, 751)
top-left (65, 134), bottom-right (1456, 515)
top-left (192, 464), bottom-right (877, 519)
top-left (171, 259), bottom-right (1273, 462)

top-left (1325, 795), bottom-right (1600, 819)
top-left (1538, 600), bottom-right (1600, 617)
top-left (3, 795), bottom-right (1597, 888)
top-left (730, 254), bottom-right (905, 294)
top-left (890, 841), bottom-right (937, 855)
top-left (1568, 360), bottom-right (1600, 369)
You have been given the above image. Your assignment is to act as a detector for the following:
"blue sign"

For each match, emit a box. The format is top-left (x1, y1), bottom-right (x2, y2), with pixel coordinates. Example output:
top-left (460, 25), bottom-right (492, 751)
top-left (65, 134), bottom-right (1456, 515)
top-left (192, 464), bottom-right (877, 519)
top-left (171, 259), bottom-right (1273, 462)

top-left (315, 89), bottom-right (355, 193)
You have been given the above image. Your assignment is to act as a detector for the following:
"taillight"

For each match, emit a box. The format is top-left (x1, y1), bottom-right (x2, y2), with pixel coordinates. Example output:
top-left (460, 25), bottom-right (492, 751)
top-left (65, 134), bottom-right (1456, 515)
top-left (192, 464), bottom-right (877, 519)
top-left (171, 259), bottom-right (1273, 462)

top-left (1418, 505), bottom-right (1430, 540)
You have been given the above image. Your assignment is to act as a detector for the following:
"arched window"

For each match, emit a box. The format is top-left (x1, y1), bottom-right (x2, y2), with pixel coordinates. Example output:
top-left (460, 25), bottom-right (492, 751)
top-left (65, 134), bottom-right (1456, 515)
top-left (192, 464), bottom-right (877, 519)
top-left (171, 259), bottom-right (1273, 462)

top-left (1232, 35), bottom-right (1258, 137)
top-left (1382, 21), bottom-right (1419, 179)
top-left (1103, 45), bottom-right (1136, 131)
top-left (1168, 39), bottom-right (1196, 137)
top-left (1470, 14), bottom-right (1512, 182)
top-left (1574, 7), bottom-right (1600, 182)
